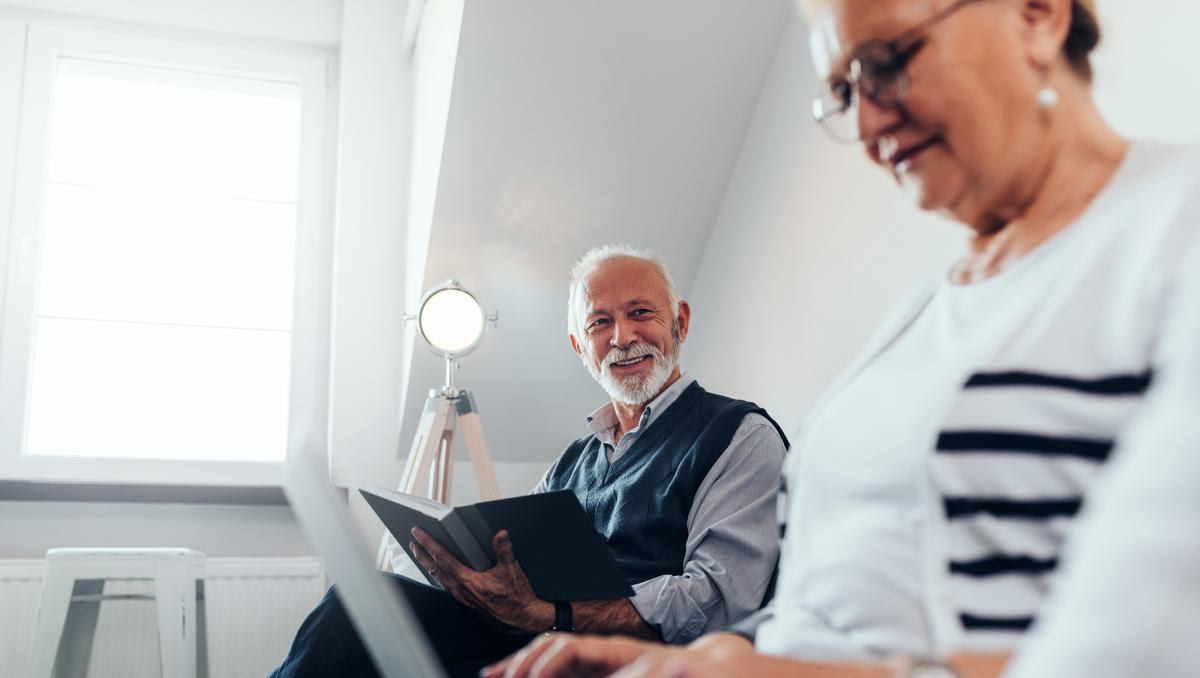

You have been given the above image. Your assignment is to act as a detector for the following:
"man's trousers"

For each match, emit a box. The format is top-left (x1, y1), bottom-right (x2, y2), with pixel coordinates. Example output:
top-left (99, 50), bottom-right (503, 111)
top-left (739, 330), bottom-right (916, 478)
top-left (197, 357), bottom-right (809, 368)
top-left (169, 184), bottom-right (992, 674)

top-left (268, 573), bottom-right (537, 678)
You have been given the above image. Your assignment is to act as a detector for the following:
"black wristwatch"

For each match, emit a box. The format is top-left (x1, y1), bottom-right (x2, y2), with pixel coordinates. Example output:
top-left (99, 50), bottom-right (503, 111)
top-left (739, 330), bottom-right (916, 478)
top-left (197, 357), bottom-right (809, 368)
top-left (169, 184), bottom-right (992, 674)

top-left (552, 600), bottom-right (574, 633)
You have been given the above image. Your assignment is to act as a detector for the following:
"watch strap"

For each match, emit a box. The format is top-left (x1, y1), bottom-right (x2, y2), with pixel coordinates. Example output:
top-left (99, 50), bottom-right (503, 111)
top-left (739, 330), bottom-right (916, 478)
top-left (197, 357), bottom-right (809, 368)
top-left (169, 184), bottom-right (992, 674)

top-left (552, 600), bottom-right (574, 633)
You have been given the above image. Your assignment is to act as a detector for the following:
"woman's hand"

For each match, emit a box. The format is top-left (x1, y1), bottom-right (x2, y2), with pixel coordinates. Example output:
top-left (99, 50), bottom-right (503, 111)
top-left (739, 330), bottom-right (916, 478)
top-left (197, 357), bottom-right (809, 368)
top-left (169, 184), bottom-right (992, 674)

top-left (482, 633), bottom-right (675, 678)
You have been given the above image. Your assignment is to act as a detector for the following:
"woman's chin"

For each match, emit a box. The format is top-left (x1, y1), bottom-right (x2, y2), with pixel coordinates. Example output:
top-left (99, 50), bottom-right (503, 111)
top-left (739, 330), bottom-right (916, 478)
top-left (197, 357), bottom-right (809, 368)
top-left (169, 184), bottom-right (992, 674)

top-left (899, 171), bottom-right (964, 216)
top-left (897, 172), bottom-right (940, 212)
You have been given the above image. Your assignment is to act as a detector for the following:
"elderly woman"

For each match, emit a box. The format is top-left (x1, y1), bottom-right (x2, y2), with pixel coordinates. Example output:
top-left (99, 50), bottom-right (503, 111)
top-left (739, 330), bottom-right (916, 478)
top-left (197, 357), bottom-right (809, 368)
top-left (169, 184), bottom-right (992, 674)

top-left (486, 0), bottom-right (1200, 677)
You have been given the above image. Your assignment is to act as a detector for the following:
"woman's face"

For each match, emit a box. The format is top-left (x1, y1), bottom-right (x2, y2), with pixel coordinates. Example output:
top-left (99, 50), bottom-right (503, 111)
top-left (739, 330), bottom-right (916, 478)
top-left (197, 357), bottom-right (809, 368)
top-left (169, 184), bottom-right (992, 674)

top-left (809, 0), bottom-right (1048, 226)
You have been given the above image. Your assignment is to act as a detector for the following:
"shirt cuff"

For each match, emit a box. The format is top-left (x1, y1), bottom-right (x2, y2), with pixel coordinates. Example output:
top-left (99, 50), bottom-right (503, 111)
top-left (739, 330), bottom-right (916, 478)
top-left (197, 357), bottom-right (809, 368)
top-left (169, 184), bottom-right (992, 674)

top-left (630, 576), bottom-right (709, 644)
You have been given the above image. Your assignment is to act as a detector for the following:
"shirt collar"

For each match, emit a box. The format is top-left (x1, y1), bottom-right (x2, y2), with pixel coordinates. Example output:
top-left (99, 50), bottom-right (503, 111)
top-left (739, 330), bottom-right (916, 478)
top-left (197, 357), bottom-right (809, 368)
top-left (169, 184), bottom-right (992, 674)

top-left (586, 373), bottom-right (696, 444)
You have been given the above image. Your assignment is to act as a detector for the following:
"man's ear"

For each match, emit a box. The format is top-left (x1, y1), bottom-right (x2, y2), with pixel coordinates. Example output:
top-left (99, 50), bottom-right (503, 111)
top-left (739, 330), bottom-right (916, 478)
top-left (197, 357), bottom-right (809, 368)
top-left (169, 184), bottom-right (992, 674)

top-left (1020, 0), bottom-right (1073, 68)
top-left (569, 333), bottom-right (583, 357)
top-left (676, 300), bottom-right (691, 343)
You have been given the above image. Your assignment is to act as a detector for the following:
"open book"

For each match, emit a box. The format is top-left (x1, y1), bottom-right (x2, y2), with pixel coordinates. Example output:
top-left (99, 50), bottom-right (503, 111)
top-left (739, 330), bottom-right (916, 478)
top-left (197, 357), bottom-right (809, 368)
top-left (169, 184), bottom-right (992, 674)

top-left (360, 487), bottom-right (635, 601)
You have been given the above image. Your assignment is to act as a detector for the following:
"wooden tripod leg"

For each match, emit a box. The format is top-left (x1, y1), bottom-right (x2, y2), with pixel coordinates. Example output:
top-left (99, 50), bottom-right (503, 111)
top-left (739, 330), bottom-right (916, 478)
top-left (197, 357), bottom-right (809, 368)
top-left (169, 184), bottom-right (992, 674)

top-left (456, 392), bottom-right (501, 501)
top-left (376, 393), bottom-right (454, 570)
top-left (403, 397), bottom-right (455, 495)
top-left (434, 424), bottom-right (455, 505)
top-left (398, 395), bottom-right (441, 492)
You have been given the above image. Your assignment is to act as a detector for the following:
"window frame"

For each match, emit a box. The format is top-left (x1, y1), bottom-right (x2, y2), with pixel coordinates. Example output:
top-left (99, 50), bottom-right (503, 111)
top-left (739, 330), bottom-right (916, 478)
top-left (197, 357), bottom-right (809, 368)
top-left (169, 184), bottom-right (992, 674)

top-left (0, 21), bottom-right (334, 487)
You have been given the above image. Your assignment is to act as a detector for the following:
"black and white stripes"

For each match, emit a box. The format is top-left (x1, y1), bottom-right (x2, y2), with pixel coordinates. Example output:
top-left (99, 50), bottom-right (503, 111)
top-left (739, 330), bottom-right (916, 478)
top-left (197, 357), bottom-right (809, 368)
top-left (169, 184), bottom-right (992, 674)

top-left (942, 497), bottom-right (1081, 520)
top-left (961, 370), bottom-right (1153, 395)
top-left (938, 431), bottom-right (1114, 462)
top-left (933, 367), bottom-right (1151, 647)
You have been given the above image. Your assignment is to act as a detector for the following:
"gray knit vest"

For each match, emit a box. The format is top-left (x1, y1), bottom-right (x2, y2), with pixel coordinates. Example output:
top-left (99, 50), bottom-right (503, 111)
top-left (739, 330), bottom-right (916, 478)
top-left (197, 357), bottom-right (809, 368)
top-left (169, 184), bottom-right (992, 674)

top-left (544, 382), bottom-right (786, 585)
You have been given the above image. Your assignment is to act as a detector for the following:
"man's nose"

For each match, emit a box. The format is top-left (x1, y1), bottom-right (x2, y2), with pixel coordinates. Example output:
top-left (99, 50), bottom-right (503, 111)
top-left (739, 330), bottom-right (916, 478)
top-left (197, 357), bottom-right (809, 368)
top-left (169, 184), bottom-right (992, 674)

top-left (610, 318), bottom-right (637, 348)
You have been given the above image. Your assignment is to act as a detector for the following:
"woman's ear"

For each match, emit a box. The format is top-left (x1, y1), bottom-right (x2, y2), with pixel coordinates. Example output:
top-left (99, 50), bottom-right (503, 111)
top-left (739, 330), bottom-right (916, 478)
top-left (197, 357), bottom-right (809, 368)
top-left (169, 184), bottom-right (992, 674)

top-left (1020, 0), bottom-right (1073, 67)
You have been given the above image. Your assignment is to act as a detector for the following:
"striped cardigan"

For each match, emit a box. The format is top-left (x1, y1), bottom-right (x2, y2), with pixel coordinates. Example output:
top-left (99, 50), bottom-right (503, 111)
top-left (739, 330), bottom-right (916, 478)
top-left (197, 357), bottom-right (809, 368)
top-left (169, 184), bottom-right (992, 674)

top-left (933, 368), bottom-right (1151, 648)
top-left (745, 143), bottom-right (1199, 658)
top-left (920, 142), bottom-right (1200, 651)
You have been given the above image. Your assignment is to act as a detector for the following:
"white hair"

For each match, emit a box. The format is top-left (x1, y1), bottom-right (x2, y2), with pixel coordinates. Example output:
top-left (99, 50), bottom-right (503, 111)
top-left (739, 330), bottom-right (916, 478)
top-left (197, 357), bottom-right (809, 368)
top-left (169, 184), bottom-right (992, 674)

top-left (566, 244), bottom-right (682, 339)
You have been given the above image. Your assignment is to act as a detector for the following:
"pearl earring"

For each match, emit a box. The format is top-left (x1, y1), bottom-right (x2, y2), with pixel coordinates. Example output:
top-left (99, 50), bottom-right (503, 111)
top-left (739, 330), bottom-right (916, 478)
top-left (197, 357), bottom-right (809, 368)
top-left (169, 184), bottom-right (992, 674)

top-left (1038, 86), bottom-right (1059, 110)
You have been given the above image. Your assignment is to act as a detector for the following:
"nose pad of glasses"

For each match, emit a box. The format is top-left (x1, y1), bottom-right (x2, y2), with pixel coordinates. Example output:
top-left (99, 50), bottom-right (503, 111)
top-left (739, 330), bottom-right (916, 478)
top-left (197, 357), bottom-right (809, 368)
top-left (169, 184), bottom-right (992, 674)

top-left (813, 84), bottom-right (863, 143)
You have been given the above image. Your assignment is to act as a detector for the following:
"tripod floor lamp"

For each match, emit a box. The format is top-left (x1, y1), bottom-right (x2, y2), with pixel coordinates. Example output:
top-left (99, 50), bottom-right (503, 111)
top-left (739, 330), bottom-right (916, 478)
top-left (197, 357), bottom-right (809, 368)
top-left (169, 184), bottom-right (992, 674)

top-left (377, 280), bottom-right (501, 570)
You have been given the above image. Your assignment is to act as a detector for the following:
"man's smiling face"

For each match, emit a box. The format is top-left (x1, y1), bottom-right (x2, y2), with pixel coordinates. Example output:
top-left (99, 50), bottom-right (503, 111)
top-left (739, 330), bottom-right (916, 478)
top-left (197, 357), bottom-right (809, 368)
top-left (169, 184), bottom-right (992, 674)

top-left (570, 256), bottom-right (688, 405)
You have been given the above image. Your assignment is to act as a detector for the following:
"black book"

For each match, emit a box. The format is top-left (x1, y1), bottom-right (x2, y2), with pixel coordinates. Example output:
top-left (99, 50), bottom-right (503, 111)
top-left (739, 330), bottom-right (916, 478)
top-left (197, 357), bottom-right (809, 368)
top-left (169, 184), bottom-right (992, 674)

top-left (360, 487), bottom-right (635, 601)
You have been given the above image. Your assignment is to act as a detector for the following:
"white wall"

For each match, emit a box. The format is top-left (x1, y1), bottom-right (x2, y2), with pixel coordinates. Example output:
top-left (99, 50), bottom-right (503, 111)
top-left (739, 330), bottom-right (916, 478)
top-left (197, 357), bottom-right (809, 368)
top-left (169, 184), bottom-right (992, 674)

top-left (685, 12), bottom-right (960, 436)
top-left (324, 0), bottom-right (418, 550)
top-left (1090, 0), bottom-right (1200, 145)
top-left (0, 502), bottom-right (308, 558)
top-left (685, 2), bottom-right (1200, 437)
top-left (397, 0), bottom-right (793, 492)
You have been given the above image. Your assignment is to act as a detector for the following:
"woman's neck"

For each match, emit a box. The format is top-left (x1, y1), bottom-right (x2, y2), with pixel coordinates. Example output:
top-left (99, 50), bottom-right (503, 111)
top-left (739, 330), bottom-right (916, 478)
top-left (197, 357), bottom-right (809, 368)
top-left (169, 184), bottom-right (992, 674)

top-left (951, 87), bottom-right (1129, 285)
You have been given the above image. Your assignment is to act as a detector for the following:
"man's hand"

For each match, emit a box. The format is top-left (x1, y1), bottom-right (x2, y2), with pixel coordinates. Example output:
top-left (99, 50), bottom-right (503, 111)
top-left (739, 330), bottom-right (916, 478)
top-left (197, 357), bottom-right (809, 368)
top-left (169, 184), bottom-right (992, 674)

top-left (408, 527), bottom-right (554, 633)
top-left (481, 633), bottom-right (673, 678)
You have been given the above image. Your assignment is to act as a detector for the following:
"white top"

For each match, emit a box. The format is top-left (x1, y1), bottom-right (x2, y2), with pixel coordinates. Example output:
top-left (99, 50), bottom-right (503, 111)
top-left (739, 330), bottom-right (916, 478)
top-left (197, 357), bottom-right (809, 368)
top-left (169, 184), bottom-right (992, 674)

top-left (756, 141), bottom-right (1200, 661)
top-left (1004, 204), bottom-right (1200, 675)
top-left (756, 233), bottom-right (1074, 659)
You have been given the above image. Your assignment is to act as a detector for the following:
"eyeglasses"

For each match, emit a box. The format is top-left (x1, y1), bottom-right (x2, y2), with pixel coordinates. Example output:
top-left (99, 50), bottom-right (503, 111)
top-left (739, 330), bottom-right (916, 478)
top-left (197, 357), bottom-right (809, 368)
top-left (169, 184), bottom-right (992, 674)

top-left (812, 0), bottom-right (986, 143)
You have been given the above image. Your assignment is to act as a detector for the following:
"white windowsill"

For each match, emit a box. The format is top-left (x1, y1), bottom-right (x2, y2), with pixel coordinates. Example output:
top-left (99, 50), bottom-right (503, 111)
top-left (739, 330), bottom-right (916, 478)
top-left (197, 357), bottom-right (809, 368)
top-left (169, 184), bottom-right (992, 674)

top-left (0, 479), bottom-right (295, 505)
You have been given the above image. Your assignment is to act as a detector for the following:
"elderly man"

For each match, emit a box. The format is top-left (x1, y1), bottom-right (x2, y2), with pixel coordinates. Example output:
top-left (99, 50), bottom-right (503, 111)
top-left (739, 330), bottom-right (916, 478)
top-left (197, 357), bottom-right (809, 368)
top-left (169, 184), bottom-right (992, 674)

top-left (269, 245), bottom-right (788, 678)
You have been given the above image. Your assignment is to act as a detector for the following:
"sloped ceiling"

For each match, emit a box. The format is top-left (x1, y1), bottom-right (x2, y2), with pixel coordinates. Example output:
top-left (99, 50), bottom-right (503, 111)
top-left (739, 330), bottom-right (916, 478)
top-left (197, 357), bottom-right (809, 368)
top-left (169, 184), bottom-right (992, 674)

top-left (402, 0), bottom-right (794, 467)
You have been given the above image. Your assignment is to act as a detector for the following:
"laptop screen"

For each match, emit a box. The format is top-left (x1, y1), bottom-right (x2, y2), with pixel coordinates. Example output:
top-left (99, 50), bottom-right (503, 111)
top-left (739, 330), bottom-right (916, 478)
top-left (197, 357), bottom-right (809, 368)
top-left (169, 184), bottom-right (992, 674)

top-left (284, 446), bottom-right (448, 678)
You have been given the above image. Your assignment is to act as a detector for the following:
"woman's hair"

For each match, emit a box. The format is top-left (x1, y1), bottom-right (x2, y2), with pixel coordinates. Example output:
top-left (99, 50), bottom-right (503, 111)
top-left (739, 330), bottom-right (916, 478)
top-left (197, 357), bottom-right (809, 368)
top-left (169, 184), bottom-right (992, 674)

top-left (1065, 0), bottom-right (1101, 82)
top-left (799, 0), bottom-right (1102, 80)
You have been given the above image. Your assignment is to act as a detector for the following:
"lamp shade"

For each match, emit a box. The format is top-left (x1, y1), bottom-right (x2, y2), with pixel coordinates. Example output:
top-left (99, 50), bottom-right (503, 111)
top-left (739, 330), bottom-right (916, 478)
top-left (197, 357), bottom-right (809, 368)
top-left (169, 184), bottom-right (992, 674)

top-left (417, 282), bottom-right (486, 356)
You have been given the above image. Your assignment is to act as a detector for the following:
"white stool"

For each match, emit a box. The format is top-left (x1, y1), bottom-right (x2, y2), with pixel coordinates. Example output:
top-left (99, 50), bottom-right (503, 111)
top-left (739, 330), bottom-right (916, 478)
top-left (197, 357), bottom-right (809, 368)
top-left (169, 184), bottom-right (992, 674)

top-left (27, 548), bottom-right (209, 678)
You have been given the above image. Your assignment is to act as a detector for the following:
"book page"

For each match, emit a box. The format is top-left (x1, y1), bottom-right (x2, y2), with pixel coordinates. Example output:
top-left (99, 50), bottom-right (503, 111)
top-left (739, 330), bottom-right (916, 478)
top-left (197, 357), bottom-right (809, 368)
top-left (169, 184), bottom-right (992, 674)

top-left (362, 485), bottom-right (452, 519)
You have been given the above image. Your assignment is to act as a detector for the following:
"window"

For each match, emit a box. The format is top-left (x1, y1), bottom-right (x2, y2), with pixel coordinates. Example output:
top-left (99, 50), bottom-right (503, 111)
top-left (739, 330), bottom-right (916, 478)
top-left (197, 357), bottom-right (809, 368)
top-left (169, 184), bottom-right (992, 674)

top-left (0, 24), bottom-right (333, 486)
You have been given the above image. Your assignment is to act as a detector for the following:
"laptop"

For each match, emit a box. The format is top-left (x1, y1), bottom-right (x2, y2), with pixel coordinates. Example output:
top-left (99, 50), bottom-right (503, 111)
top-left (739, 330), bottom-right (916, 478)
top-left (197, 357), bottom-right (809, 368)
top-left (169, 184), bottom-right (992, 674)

top-left (283, 442), bottom-right (449, 678)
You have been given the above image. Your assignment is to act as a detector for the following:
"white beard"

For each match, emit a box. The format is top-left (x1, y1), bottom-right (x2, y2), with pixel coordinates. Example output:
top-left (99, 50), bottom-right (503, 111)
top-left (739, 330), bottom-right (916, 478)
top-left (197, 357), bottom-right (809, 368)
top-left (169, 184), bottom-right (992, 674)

top-left (583, 340), bottom-right (679, 406)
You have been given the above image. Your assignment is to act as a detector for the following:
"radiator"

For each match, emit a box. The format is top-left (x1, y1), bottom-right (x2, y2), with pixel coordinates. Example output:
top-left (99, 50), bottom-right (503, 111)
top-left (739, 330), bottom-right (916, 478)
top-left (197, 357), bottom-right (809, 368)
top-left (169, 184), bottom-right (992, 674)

top-left (0, 556), bottom-right (326, 678)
